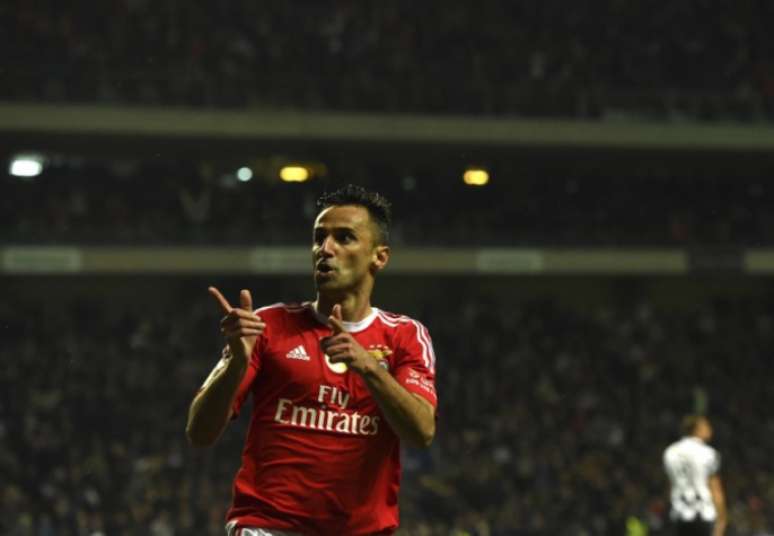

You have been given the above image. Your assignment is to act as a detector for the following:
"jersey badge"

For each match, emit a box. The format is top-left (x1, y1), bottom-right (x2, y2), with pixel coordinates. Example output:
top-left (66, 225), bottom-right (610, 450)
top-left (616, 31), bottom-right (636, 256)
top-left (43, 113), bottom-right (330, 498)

top-left (367, 344), bottom-right (393, 370)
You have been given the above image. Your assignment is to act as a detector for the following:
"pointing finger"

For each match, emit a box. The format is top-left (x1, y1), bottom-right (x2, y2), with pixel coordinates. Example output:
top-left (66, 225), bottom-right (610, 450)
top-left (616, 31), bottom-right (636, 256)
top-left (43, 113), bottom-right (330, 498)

top-left (240, 289), bottom-right (253, 312)
top-left (328, 304), bottom-right (345, 334)
top-left (208, 286), bottom-right (232, 314)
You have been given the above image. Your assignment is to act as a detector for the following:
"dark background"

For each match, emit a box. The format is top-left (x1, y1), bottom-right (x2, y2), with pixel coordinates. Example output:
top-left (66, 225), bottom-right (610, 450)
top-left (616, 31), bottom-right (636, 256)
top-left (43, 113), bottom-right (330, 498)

top-left (2, 2), bottom-right (774, 535)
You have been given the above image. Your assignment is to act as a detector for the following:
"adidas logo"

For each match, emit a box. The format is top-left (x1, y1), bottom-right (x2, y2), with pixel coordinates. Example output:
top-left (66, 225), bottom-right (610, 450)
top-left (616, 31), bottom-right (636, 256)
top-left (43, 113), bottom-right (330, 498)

top-left (286, 345), bottom-right (310, 361)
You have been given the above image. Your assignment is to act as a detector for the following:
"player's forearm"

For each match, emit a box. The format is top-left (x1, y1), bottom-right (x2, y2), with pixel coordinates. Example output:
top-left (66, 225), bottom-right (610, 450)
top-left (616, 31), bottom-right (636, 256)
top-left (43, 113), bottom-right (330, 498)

top-left (186, 353), bottom-right (247, 447)
top-left (713, 518), bottom-right (727, 536)
top-left (359, 365), bottom-right (435, 448)
top-left (710, 476), bottom-right (727, 536)
top-left (713, 504), bottom-right (727, 536)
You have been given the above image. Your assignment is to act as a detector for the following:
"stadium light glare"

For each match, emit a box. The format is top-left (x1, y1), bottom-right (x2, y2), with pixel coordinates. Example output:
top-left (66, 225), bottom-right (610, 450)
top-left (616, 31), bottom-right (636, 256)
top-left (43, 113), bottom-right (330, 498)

top-left (279, 166), bottom-right (310, 183)
top-left (463, 168), bottom-right (489, 186)
top-left (9, 154), bottom-right (44, 178)
top-left (237, 166), bottom-right (253, 182)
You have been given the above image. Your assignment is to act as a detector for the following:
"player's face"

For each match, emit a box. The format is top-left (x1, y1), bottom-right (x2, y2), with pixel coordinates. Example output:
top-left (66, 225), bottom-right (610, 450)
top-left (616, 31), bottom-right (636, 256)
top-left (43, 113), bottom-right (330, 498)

top-left (312, 205), bottom-right (382, 292)
top-left (696, 418), bottom-right (713, 441)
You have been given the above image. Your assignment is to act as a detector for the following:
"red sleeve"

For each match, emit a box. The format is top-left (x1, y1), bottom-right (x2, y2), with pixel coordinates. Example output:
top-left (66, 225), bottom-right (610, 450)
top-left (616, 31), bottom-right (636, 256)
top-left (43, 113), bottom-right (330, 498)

top-left (231, 328), bottom-right (266, 419)
top-left (392, 320), bottom-right (437, 408)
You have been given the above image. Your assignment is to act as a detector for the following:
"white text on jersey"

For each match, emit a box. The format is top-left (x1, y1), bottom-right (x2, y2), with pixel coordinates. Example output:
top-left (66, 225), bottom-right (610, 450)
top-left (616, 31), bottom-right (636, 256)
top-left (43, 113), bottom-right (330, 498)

top-left (273, 398), bottom-right (380, 436)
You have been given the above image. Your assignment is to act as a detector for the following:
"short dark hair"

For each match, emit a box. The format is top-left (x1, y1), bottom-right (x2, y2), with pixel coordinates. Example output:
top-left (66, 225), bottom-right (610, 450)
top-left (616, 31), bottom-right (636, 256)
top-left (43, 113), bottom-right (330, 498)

top-left (316, 184), bottom-right (392, 245)
top-left (681, 415), bottom-right (706, 436)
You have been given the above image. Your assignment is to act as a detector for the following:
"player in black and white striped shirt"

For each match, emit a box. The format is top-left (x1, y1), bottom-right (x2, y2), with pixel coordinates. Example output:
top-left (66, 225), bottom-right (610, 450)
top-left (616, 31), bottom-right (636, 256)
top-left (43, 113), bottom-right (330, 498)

top-left (663, 415), bottom-right (727, 536)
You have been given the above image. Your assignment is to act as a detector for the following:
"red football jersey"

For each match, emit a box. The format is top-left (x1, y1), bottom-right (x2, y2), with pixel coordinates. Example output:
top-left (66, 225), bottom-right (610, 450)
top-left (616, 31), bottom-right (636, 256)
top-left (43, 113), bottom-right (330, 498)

top-left (224, 302), bottom-right (437, 535)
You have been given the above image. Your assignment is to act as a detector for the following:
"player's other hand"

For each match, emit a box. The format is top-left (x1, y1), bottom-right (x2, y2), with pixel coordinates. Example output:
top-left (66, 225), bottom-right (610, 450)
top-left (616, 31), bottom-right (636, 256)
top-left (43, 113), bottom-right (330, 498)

top-left (208, 286), bottom-right (265, 362)
top-left (321, 304), bottom-right (375, 375)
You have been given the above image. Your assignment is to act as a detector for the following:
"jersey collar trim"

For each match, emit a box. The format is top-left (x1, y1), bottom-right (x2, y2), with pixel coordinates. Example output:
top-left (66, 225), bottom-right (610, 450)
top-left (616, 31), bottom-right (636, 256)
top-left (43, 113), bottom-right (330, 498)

top-left (306, 302), bottom-right (379, 333)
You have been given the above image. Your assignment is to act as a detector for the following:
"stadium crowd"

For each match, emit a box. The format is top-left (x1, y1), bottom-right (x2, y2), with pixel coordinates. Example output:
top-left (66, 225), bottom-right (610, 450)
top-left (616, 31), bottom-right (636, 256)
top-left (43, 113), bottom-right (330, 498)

top-left (5, 2), bottom-right (774, 534)
top-left (2, 278), bottom-right (773, 535)
top-left (3, 0), bottom-right (774, 119)
top-left (3, 162), bottom-right (774, 247)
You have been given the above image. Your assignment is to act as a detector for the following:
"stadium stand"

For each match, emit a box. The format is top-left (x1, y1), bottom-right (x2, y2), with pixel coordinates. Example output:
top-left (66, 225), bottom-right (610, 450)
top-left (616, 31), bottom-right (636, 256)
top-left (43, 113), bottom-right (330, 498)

top-left (3, 1), bottom-right (774, 119)
top-left (5, 3), bottom-right (774, 535)
top-left (3, 159), bottom-right (774, 246)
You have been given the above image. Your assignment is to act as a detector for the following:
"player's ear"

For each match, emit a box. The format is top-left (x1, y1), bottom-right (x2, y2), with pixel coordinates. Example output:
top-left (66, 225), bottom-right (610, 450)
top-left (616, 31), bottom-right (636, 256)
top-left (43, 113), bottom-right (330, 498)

top-left (371, 244), bottom-right (390, 273)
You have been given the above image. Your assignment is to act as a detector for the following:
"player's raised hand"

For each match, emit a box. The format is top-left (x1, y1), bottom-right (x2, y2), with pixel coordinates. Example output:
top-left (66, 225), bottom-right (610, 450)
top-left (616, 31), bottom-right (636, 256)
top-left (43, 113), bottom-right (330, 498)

top-left (321, 304), bottom-right (375, 375)
top-left (208, 286), bottom-right (265, 361)
top-left (328, 304), bottom-right (345, 334)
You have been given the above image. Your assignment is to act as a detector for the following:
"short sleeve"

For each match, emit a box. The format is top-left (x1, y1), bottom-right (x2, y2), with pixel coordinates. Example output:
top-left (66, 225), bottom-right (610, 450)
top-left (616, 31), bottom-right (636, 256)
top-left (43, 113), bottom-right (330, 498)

top-left (708, 449), bottom-right (721, 475)
top-left (392, 320), bottom-right (437, 408)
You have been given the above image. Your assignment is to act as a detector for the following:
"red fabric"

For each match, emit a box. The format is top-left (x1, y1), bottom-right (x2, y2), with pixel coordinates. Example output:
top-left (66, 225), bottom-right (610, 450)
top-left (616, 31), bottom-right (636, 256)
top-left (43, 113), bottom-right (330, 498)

top-left (226, 303), bottom-right (437, 536)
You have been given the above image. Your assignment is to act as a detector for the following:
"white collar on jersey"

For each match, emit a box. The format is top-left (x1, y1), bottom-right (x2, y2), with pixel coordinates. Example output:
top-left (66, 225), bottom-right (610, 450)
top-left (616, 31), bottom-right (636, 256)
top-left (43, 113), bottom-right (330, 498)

top-left (306, 302), bottom-right (379, 333)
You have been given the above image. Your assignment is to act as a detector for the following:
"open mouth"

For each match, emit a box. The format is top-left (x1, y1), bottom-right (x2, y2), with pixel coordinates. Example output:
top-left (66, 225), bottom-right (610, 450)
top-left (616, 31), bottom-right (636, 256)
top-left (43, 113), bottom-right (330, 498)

top-left (315, 262), bottom-right (335, 275)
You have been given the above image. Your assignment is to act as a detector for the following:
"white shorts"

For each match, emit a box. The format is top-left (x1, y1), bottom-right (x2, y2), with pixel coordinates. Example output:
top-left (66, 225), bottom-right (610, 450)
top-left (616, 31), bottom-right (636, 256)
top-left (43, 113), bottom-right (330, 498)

top-left (225, 521), bottom-right (302, 536)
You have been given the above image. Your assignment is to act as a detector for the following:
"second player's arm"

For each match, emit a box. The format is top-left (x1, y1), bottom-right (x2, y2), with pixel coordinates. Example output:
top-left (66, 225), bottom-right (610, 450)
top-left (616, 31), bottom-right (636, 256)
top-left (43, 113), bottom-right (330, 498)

top-left (709, 474), bottom-right (727, 536)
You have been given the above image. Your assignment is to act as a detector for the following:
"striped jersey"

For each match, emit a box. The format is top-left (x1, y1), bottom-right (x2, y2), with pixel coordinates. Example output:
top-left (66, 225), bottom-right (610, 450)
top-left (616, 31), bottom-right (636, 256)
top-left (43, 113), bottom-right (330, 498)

top-left (663, 436), bottom-right (720, 522)
top-left (220, 302), bottom-right (437, 535)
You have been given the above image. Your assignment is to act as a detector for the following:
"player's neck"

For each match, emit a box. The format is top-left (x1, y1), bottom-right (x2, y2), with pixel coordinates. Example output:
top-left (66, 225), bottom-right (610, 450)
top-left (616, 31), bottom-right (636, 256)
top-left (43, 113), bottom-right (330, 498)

top-left (314, 291), bottom-right (373, 322)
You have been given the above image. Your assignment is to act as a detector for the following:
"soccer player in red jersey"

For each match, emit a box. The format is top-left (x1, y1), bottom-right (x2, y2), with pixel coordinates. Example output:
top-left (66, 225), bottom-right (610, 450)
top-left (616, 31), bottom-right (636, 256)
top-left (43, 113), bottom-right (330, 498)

top-left (186, 185), bottom-right (437, 536)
